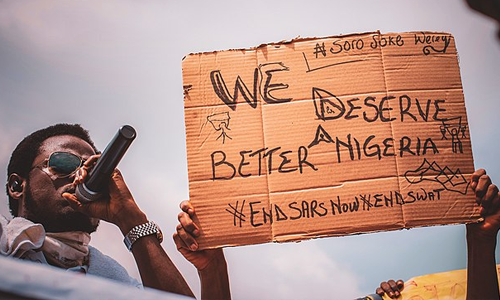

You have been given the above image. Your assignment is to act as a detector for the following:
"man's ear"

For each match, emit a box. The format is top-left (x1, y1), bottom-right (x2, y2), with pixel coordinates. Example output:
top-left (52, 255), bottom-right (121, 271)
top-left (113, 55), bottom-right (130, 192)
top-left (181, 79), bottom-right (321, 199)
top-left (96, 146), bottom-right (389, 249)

top-left (7, 174), bottom-right (25, 200)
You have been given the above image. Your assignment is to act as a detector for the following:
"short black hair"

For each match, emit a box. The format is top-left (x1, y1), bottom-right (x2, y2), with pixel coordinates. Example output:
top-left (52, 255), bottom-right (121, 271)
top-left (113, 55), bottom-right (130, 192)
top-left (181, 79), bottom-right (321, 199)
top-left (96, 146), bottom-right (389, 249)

top-left (6, 123), bottom-right (98, 216)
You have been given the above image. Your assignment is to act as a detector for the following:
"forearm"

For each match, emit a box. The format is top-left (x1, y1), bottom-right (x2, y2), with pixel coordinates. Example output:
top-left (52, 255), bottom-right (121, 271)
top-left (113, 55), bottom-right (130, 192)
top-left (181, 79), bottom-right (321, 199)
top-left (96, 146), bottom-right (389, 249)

top-left (132, 235), bottom-right (195, 297)
top-left (199, 254), bottom-right (231, 300)
top-left (466, 225), bottom-right (500, 300)
top-left (116, 212), bottom-right (194, 297)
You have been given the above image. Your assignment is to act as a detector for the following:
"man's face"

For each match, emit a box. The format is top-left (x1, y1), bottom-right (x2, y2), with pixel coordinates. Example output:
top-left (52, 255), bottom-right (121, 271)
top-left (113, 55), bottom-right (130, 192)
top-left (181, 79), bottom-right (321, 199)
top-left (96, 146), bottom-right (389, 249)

top-left (21, 135), bottom-right (99, 233)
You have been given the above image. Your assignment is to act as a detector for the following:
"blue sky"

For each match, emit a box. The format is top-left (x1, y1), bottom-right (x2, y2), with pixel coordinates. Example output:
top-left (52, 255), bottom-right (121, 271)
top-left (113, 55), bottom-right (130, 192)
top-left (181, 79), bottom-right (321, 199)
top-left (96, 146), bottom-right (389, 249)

top-left (0, 1), bottom-right (499, 299)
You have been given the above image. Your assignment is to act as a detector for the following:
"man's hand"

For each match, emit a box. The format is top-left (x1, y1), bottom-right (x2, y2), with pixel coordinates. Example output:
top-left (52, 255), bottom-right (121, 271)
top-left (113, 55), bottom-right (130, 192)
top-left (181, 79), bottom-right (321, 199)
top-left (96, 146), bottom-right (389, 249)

top-left (376, 279), bottom-right (404, 299)
top-left (62, 155), bottom-right (194, 297)
top-left (468, 168), bottom-right (500, 239)
top-left (174, 200), bottom-right (231, 300)
top-left (466, 168), bottom-right (500, 300)
top-left (62, 154), bottom-right (146, 233)
top-left (173, 200), bottom-right (224, 271)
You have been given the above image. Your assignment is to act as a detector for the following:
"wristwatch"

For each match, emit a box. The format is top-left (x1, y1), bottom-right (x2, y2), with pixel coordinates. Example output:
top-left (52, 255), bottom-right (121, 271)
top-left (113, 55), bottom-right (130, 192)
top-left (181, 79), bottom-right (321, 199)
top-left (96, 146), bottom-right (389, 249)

top-left (123, 221), bottom-right (163, 251)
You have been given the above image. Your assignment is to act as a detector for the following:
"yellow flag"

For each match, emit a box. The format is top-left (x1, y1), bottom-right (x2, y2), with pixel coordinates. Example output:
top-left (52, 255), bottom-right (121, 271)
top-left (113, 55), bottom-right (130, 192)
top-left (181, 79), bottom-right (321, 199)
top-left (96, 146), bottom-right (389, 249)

top-left (382, 265), bottom-right (500, 300)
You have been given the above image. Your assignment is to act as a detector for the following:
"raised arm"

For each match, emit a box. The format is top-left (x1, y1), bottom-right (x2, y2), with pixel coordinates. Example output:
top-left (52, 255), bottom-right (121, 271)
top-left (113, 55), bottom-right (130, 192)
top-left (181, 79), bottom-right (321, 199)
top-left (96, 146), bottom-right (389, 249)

top-left (174, 200), bottom-right (231, 300)
top-left (466, 168), bottom-right (500, 300)
top-left (63, 155), bottom-right (194, 297)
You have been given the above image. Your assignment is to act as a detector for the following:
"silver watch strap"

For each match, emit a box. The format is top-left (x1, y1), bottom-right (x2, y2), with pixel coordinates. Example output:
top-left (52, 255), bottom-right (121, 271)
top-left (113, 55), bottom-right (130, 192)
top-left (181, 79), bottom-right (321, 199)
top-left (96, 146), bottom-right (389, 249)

top-left (123, 221), bottom-right (163, 251)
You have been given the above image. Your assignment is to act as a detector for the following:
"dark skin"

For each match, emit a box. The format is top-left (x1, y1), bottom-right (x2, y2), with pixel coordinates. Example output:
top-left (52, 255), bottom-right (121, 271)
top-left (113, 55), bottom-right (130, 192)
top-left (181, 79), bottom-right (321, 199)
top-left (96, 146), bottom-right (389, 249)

top-left (8, 135), bottom-right (99, 233)
top-left (376, 169), bottom-right (500, 300)
top-left (466, 169), bottom-right (500, 300)
top-left (174, 200), bottom-right (231, 300)
top-left (375, 280), bottom-right (404, 299)
top-left (8, 135), bottom-right (194, 297)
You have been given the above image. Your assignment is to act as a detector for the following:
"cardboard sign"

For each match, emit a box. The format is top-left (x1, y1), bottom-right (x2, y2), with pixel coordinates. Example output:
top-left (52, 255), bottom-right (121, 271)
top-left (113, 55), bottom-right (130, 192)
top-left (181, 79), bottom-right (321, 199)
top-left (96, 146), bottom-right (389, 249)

top-left (182, 31), bottom-right (480, 249)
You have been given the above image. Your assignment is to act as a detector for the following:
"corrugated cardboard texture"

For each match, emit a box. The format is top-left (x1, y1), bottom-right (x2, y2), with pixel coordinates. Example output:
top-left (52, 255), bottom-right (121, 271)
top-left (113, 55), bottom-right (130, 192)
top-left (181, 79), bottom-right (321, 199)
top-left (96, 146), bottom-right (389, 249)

top-left (182, 31), bottom-right (480, 249)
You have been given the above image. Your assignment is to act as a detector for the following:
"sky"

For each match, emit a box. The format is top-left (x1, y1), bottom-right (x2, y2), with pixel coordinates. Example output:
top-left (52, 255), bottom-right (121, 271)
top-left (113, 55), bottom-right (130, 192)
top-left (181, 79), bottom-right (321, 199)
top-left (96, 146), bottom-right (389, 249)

top-left (0, 1), bottom-right (499, 299)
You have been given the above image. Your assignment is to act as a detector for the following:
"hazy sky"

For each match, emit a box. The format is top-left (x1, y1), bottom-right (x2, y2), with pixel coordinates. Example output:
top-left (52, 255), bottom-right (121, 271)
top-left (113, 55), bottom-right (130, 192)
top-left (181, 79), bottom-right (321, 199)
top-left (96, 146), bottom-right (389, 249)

top-left (1, 1), bottom-right (499, 299)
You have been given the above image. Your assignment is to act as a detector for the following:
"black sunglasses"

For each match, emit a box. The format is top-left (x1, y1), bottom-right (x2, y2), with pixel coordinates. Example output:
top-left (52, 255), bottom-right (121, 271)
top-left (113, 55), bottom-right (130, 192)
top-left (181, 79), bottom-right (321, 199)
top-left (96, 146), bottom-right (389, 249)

top-left (32, 151), bottom-right (85, 179)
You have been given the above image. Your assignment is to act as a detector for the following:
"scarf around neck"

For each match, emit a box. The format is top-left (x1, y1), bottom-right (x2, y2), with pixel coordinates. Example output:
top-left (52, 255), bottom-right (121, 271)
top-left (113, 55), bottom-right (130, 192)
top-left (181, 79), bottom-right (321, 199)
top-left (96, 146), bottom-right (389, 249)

top-left (0, 215), bottom-right (91, 268)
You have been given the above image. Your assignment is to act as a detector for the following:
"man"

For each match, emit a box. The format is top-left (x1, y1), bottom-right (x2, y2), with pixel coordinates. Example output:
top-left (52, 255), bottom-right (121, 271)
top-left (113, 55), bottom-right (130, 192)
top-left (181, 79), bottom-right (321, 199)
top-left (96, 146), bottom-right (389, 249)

top-left (2, 123), bottom-right (194, 296)
top-left (376, 169), bottom-right (500, 300)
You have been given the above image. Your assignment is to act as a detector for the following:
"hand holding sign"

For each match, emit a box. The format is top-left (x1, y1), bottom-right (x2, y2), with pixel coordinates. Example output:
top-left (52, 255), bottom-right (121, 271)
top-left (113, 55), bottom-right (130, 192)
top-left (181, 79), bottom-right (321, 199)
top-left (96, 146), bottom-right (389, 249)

top-left (173, 201), bottom-right (231, 300)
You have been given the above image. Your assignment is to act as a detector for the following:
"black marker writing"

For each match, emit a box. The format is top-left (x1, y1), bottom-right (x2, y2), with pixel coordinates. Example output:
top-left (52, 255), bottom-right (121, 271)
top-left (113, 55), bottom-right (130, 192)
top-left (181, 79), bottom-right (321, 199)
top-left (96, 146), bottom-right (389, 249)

top-left (210, 62), bottom-right (293, 110)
